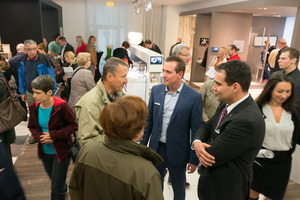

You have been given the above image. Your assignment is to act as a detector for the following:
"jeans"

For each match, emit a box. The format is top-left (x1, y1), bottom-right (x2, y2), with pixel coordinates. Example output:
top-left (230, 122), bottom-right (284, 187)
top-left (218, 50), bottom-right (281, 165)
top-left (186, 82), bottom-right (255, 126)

top-left (42, 154), bottom-right (70, 200)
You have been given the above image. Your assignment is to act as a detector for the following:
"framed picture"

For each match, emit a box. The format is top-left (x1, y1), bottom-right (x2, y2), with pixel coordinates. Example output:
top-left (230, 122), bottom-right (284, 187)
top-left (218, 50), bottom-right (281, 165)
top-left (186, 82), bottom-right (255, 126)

top-left (253, 36), bottom-right (278, 47)
top-left (200, 38), bottom-right (209, 46)
top-left (1, 44), bottom-right (11, 52)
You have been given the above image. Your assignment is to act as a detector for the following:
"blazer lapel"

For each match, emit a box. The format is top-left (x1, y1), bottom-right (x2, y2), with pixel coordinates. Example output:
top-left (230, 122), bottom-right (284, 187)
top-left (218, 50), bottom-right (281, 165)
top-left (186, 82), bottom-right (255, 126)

top-left (218, 95), bottom-right (253, 130)
top-left (168, 83), bottom-right (187, 125)
top-left (158, 86), bottom-right (166, 126)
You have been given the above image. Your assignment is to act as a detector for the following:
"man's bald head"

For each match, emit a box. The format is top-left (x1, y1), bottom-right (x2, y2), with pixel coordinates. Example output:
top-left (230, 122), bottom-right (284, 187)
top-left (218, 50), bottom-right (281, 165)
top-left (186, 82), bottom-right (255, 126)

top-left (16, 43), bottom-right (25, 53)
top-left (278, 38), bottom-right (287, 49)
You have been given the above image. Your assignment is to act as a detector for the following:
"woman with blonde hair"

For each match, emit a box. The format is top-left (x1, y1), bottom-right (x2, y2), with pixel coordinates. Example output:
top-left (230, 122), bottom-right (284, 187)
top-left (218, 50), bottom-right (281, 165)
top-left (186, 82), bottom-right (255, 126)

top-left (208, 47), bottom-right (227, 68)
top-left (68, 52), bottom-right (95, 109)
top-left (63, 51), bottom-right (78, 70)
top-left (76, 36), bottom-right (86, 55)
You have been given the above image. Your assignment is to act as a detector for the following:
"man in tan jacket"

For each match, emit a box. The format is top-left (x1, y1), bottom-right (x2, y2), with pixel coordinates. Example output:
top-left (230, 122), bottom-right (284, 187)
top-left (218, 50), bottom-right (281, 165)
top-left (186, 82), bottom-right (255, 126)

top-left (74, 57), bottom-right (128, 146)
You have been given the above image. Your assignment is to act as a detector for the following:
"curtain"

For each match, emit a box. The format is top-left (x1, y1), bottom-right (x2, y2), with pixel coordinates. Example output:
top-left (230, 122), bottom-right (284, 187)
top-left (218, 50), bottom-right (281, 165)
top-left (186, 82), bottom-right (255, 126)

top-left (86, 0), bottom-right (163, 73)
top-left (282, 17), bottom-right (296, 47)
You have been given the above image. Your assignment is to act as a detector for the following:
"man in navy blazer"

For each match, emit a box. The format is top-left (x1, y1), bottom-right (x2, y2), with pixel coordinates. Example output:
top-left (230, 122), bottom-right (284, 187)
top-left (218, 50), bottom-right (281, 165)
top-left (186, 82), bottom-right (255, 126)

top-left (193, 60), bottom-right (265, 200)
top-left (140, 56), bottom-right (203, 200)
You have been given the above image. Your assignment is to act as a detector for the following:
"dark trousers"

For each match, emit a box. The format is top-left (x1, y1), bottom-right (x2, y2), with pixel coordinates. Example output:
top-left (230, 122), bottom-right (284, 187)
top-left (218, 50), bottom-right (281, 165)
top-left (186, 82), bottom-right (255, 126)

top-left (156, 142), bottom-right (186, 200)
top-left (42, 154), bottom-right (70, 200)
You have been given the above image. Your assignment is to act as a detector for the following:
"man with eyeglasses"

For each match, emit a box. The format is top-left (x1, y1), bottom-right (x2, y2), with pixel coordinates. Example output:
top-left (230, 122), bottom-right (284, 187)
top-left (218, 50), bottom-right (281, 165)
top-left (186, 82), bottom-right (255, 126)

top-left (172, 44), bottom-right (191, 66)
top-left (19, 39), bottom-right (57, 109)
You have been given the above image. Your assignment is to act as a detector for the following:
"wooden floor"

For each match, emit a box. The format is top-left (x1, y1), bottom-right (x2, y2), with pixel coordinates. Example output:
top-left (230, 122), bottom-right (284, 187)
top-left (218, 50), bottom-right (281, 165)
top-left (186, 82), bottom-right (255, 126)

top-left (14, 143), bottom-right (73, 200)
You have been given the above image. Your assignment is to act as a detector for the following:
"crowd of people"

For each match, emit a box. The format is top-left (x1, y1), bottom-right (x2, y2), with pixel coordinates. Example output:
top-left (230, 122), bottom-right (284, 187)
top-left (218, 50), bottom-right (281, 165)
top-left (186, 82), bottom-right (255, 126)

top-left (0, 34), bottom-right (300, 200)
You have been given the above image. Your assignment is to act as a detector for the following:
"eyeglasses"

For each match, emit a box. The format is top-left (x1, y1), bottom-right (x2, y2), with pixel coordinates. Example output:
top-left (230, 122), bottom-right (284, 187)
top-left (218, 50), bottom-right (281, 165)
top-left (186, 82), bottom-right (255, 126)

top-left (179, 53), bottom-right (191, 57)
top-left (26, 48), bottom-right (37, 52)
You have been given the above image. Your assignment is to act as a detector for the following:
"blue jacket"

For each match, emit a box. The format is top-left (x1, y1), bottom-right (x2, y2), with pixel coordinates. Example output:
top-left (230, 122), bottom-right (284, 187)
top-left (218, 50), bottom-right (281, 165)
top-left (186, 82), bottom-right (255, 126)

top-left (140, 83), bottom-right (203, 166)
top-left (18, 52), bottom-right (57, 95)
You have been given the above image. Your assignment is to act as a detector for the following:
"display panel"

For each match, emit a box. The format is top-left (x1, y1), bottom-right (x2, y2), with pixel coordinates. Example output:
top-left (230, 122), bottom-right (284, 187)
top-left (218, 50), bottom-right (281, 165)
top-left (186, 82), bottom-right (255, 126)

top-left (150, 56), bottom-right (163, 64)
top-left (211, 47), bottom-right (219, 52)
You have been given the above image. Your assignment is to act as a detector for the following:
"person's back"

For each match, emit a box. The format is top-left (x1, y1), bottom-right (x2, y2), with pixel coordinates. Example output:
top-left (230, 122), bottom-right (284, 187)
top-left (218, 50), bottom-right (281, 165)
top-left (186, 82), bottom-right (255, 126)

top-left (71, 140), bottom-right (163, 199)
top-left (68, 67), bottom-right (95, 109)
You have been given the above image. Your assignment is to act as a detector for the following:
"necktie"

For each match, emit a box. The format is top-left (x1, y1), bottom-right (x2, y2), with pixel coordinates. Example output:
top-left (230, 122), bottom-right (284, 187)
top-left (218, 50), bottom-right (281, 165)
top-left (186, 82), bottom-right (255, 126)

top-left (216, 106), bottom-right (228, 128)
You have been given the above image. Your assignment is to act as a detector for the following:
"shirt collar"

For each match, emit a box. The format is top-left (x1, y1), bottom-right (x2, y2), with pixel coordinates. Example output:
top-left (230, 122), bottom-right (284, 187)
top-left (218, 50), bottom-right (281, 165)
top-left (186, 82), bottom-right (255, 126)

top-left (27, 54), bottom-right (38, 60)
top-left (165, 82), bottom-right (184, 94)
top-left (227, 93), bottom-right (249, 114)
top-left (106, 91), bottom-right (119, 102)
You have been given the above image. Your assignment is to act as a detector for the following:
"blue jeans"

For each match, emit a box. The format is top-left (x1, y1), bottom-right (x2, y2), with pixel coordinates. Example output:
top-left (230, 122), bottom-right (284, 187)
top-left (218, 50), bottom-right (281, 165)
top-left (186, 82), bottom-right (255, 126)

top-left (156, 143), bottom-right (186, 200)
top-left (42, 154), bottom-right (70, 200)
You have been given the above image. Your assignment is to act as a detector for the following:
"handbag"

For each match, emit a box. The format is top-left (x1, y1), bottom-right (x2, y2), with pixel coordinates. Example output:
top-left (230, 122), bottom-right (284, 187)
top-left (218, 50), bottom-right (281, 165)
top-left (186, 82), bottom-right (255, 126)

top-left (68, 135), bottom-right (81, 163)
top-left (0, 77), bottom-right (26, 133)
top-left (58, 109), bottom-right (81, 163)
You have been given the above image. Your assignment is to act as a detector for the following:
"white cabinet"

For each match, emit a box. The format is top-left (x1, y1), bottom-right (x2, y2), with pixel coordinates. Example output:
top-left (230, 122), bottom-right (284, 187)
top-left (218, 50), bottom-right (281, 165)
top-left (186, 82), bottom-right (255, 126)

top-left (127, 45), bottom-right (163, 103)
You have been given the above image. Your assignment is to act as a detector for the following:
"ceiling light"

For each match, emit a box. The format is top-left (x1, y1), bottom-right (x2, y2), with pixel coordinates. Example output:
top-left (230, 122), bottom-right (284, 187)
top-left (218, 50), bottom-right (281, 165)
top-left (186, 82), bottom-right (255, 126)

top-left (273, 15), bottom-right (281, 17)
top-left (106, 1), bottom-right (115, 7)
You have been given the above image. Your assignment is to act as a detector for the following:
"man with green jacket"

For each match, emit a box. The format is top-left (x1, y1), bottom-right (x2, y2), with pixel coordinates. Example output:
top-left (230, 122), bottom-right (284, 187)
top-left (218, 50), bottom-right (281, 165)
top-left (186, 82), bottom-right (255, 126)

top-left (74, 57), bottom-right (128, 146)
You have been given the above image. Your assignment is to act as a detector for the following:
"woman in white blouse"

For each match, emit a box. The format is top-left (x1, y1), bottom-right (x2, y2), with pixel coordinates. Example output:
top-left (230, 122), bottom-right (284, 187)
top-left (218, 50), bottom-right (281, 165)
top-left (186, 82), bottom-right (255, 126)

top-left (250, 73), bottom-right (300, 200)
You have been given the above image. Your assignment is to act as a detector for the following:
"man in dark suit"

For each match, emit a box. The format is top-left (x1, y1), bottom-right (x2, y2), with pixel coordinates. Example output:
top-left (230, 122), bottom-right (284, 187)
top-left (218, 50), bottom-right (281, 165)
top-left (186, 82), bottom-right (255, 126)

top-left (141, 56), bottom-right (203, 200)
top-left (193, 60), bottom-right (265, 200)
top-left (58, 36), bottom-right (74, 64)
top-left (145, 39), bottom-right (162, 54)
top-left (8, 43), bottom-right (27, 120)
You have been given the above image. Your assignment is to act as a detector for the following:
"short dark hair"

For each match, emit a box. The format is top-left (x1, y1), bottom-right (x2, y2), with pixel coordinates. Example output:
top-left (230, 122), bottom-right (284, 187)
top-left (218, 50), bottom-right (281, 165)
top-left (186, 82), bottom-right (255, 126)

top-left (100, 95), bottom-right (148, 140)
top-left (30, 75), bottom-right (55, 94)
top-left (59, 37), bottom-right (66, 42)
top-left (215, 60), bottom-right (251, 92)
top-left (122, 41), bottom-right (130, 49)
top-left (256, 73), bottom-right (296, 114)
top-left (228, 44), bottom-right (239, 52)
top-left (165, 56), bottom-right (186, 77)
top-left (53, 34), bottom-right (60, 40)
top-left (282, 47), bottom-right (299, 66)
top-left (102, 57), bottom-right (128, 81)
top-left (144, 39), bottom-right (152, 45)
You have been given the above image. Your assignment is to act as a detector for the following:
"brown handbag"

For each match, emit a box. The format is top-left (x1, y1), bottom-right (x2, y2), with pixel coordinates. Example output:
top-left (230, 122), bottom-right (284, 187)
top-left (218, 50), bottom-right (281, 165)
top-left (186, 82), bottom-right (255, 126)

top-left (0, 77), bottom-right (26, 133)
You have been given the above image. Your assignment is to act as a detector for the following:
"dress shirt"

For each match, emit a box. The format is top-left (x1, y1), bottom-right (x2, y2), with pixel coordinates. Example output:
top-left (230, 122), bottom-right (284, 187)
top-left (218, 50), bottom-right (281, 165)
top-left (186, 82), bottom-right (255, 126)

top-left (60, 44), bottom-right (66, 63)
top-left (160, 83), bottom-right (183, 143)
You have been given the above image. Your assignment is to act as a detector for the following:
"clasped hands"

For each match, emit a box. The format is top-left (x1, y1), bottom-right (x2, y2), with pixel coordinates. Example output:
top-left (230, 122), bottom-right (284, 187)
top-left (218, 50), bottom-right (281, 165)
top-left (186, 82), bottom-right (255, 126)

top-left (40, 132), bottom-right (53, 144)
top-left (193, 141), bottom-right (215, 167)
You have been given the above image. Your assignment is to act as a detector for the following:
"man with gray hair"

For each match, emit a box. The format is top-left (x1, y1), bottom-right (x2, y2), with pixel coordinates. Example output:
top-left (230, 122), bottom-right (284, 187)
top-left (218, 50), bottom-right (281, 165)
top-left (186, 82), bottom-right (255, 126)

top-left (172, 44), bottom-right (191, 66)
top-left (268, 38), bottom-right (288, 74)
top-left (18, 39), bottom-right (57, 144)
top-left (74, 57), bottom-right (128, 146)
top-left (19, 39), bottom-right (57, 107)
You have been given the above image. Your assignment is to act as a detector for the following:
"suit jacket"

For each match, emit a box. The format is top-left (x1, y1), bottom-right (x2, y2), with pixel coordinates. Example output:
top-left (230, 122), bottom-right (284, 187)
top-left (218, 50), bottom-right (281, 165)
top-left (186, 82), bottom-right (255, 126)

top-left (194, 95), bottom-right (265, 200)
top-left (150, 43), bottom-right (162, 54)
top-left (140, 83), bottom-right (203, 166)
top-left (9, 52), bottom-right (25, 88)
top-left (62, 43), bottom-right (75, 63)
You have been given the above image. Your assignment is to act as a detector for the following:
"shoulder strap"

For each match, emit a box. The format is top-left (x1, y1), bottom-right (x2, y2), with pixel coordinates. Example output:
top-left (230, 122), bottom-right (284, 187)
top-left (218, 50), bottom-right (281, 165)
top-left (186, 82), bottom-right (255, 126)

top-left (71, 67), bottom-right (85, 79)
top-left (58, 108), bottom-right (77, 138)
top-left (0, 77), bottom-right (13, 98)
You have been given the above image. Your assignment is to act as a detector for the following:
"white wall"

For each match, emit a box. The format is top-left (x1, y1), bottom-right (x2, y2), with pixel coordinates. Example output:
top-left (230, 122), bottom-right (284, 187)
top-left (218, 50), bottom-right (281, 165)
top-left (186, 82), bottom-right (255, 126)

top-left (161, 5), bottom-right (180, 57)
top-left (52, 0), bottom-right (87, 49)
